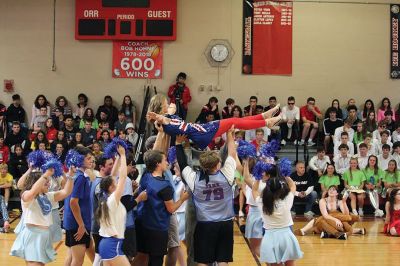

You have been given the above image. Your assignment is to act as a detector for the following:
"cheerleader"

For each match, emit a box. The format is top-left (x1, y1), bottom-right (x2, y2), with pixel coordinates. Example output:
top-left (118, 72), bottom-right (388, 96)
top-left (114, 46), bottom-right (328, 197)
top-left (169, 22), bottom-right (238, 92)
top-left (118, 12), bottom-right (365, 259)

top-left (384, 188), bottom-right (400, 236)
top-left (253, 174), bottom-right (303, 265)
top-left (146, 94), bottom-right (281, 150)
top-left (96, 145), bottom-right (147, 265)
top-left (10, 167), bottom-right (74, 265)
top-left (242, 158), bottom-right (269, 257)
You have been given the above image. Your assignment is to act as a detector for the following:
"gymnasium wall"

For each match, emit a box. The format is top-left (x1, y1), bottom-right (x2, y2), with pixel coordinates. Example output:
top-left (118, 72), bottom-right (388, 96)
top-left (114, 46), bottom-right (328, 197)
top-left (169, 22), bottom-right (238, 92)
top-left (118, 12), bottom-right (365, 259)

top-left (0, 0), bottom-right (399, 122)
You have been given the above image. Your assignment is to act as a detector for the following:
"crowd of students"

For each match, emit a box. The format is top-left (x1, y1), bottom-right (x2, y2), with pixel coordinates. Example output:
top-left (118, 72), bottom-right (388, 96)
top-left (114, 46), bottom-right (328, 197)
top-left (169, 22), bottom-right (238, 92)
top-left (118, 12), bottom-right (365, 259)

top-left (0, 89), bottom-right (400, 265)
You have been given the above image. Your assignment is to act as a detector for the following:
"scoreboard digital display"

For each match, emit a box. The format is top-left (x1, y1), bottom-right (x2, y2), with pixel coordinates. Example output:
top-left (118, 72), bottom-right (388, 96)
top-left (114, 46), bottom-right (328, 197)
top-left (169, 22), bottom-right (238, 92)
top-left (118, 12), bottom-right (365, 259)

top-left (75, 0), bottom-right (177, 40)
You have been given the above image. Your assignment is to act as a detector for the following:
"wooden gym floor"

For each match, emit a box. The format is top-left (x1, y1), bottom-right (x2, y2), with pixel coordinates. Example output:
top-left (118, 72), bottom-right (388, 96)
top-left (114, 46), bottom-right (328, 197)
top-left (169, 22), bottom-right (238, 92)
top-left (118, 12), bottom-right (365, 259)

top-left (1, 213), bottom-right (399, 266)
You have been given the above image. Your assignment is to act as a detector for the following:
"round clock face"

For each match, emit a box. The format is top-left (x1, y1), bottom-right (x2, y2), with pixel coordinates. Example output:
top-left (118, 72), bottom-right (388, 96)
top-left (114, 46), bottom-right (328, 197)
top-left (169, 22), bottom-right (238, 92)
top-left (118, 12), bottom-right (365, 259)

top-left (210, 44), bottom-right (229, 62)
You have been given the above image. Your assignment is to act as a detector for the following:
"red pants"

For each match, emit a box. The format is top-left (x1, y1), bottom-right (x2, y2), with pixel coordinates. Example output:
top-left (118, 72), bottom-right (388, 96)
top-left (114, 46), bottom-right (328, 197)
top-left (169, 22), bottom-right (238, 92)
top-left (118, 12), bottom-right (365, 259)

top-left (214, 114), bottom-right (266, 138)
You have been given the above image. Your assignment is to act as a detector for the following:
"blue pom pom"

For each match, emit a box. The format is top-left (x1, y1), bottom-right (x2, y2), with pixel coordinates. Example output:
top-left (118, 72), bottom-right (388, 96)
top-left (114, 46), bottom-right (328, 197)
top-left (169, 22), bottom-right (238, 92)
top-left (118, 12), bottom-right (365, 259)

top-left (41, 159), bottom-right (64, 177)
top-left (168, 146), bottom-right (177, 164)
top-left (103, 137), bottom-right (129, 159)
top-left (260, 139), bottom-right (280, 158)
top-left (28, 150), bottom-right (46, 168)
top-left (252, 160), bottom-right (273, 180)
top-left (237, 140), bottom-right (256, 159)
top-left (65, 150), bottom-right (84, 168)
top-left (28, 150), bottom-right (55, 168)
top-left (279, 157), bottom-right (292, 177)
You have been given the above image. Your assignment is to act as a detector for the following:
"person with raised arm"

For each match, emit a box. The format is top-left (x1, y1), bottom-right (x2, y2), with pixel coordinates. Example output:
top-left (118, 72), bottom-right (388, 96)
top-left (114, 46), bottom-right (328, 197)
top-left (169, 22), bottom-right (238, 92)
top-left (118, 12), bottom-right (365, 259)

top-left (175, 126), bottom-right (237, 266)
top-left (96, 146), bottom-right (147, 265)
top-left (252, 172), bottom-right (303, 265)
top-left (11, 167), bottom-right (75, 265)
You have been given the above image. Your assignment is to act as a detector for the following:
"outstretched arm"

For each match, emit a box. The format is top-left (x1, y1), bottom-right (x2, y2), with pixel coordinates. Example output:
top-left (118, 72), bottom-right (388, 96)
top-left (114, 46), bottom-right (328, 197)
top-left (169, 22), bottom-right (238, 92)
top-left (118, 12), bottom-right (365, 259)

top-left (286, 176), bottom-right (296, 193)
top-left (243, 159), bottom-right (254, 188)
top-left (226, 126), bottom-right (237, 158)
top-left (114, 146), bottom-right (127, 202)
top-left (153, 122), bottom-right (171, 154)
top-left (17, 167), bottom-right (32, 190)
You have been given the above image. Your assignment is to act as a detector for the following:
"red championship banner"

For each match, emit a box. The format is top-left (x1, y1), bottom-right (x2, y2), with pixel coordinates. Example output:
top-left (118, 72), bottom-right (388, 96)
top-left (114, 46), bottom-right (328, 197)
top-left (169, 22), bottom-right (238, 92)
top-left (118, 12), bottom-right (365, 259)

top-left (243, 0), bottom-right (293, 75)
top-left (112, 41), bottom-right (162, 79)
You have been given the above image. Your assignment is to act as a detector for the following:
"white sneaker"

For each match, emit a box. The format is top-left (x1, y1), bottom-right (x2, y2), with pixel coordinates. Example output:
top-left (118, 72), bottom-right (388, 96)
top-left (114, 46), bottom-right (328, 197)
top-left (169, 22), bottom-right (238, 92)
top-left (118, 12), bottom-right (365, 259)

top-left (299, 140), bottom-right (305, 145)
top-left (352, 209), bottom-right (358, 215)
top-left (307, 140), bottom-right (316, 146)
top-left (293, 140), bottom-right (298, 145)
top-left (281, 139), bottom-right (286, 146)
top-left (304, 211), bottom-right (315, 217)
top-left (374, 209), bottom-right (384, 217)
top-left (358, 208), bottom-right (364, 217)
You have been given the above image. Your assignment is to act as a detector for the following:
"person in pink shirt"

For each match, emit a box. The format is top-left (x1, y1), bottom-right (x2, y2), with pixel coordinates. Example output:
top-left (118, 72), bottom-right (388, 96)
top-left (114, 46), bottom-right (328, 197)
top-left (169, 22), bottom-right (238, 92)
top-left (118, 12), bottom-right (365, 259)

top-left (377, 97), bottom-right (395, 122)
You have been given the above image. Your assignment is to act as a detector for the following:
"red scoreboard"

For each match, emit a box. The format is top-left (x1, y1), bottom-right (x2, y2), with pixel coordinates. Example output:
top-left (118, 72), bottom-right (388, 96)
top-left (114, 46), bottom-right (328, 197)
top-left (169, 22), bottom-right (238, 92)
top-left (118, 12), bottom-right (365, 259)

top-left (75, 0), bottom-right (177, 40)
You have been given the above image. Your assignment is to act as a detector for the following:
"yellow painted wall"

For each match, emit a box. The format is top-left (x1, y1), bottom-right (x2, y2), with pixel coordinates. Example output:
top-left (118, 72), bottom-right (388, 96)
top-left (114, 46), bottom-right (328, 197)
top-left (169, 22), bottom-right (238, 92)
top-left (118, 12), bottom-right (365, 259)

top-left (0, 0), bottom-right (399, 123)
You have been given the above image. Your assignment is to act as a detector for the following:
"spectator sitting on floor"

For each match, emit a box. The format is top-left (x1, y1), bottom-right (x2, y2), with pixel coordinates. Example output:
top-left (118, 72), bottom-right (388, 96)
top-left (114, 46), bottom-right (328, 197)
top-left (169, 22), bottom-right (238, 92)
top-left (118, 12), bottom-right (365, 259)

top-left (290, 161), bottom-right (318, 217)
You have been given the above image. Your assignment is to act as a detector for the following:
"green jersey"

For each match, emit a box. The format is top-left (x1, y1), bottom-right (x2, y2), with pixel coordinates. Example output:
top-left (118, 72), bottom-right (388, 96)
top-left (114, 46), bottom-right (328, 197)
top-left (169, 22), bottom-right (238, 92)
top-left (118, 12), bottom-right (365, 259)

top-left (319, 175), bottom-right (340, 189)
top-left (342, 170), bottom-right (366, 186)
top-left (382, 171), bottom-right (400, 184)
top-left (363, 168), bottom-right (384, 185)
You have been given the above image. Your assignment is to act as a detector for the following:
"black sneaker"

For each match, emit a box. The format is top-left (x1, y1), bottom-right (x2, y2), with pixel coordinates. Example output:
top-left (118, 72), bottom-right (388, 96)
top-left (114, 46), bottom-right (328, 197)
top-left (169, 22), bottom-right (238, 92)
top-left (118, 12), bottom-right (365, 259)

top-left (320, 232), bottom-right (329, 238)
top-left (337, 233), bottom-right (347, 240)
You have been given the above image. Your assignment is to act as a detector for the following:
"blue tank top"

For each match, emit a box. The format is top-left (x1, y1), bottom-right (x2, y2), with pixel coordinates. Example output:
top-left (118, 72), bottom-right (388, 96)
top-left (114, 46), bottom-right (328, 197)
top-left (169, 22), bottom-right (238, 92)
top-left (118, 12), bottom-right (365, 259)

top-left (140, 174), bottom-right (172, 231)
top-left (162, 114), bottom-right (220, 150)
top-left (192, 171), bottom-right (234, 222)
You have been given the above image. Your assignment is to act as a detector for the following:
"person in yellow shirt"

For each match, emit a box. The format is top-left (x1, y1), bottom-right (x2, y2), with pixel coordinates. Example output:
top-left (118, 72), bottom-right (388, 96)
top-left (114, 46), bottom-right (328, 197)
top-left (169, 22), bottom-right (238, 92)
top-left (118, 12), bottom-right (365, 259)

top-left (0, 163), bottom-right (13, 207)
